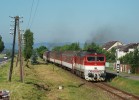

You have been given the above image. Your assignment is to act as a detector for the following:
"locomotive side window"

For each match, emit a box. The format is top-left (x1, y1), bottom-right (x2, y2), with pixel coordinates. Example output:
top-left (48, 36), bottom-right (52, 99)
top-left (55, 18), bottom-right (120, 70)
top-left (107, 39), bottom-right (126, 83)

top-left (97, 57), bottom-right (104, 61)
top-left (87, 57), bottom-right (95, 61)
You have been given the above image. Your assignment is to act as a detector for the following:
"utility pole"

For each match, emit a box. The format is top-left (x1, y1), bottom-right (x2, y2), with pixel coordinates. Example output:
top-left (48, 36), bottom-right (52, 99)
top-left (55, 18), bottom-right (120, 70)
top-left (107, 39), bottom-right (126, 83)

top-left (8, 16), bottom-right (24, 82)
top-left (17, 16), bottom-right (24, 82)
top-left (8, 16), bottom-right (17, 82)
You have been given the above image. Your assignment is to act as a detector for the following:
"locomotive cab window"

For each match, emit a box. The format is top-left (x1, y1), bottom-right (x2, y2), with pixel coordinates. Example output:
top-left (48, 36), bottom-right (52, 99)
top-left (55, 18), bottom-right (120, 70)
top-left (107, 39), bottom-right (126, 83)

top-left (87, 56), bottom-right (95, 61)
top-left (97, 57), bottom-right (104, 61)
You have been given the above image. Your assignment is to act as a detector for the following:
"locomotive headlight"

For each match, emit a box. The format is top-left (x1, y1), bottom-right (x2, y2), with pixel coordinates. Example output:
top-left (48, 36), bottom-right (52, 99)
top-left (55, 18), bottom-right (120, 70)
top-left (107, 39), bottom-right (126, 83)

top-left (88, 73), bottom-right (94, 77)
top-left (88, 70), bottom-right (92, 73)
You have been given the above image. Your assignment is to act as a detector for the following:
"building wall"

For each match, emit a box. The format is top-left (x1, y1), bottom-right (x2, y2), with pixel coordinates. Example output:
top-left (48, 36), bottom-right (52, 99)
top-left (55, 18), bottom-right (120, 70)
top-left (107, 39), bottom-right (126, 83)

top-left (116, 48), bottom-right (135, 59)
top-left (116, 50), bottom-right (126, 59)
top-left (128, 48), bottom-right (134, 52)
top-left (120, 64), bottom-right (131, 73)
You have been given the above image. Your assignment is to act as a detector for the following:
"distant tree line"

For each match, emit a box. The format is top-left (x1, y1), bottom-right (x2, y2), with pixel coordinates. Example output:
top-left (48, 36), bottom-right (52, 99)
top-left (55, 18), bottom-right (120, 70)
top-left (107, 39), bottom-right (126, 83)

top-left (45, 42), bottom-right (116, 62)
top-left (36, 46), bottom-right (48, 59)
top-left (52, 42), bottom-right (81, 51)
top-left (0, 35), bottom-right (4, 53)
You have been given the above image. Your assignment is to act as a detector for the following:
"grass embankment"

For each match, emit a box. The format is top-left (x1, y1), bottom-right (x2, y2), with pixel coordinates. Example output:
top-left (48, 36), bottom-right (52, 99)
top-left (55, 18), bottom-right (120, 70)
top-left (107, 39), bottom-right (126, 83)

top-left (0, 59), bottom-right (113, 100)
top-left (0, 54), bottom-right (5, 58)
top-left (106, 66), bottom-right (139, 96)
top-left (109, 76), bottom-right (139, 96)
top-left (0, 61), bottom-right (48, 100)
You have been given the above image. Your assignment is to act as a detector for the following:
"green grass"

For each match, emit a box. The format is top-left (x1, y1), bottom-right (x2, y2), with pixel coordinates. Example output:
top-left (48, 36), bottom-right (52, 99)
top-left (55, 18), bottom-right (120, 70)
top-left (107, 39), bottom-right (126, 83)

top-left (0, 61), bottom-right (48, 100)
top-left (0, 54), bottom-right (5, 58)
top-left (106, 67), bottom-right (114, 71)
top-left (0, 59), bottom-right (117, 100)
top-left (109, 76), bottom-right (139, 96)
top-left (0, 64), bottom-right (10, 81)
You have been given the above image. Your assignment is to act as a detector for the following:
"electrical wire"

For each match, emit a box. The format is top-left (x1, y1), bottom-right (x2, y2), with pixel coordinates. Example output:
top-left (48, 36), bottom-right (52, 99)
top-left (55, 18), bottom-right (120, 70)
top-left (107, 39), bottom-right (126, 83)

top-left (29, 0), bottom-right (40, 29)
top-left (27, 0), bottom-right (35, 29)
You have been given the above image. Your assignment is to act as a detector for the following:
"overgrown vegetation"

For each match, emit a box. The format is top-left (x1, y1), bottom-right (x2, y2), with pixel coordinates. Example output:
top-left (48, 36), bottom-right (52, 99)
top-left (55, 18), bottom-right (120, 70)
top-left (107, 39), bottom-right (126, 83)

top-left (119, 49), bottom-right (139, 73)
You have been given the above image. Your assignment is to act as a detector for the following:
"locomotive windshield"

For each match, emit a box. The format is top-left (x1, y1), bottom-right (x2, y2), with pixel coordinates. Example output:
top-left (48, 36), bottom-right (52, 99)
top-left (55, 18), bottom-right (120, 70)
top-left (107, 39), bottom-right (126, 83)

top-left (87, 57), bottom-right (95, 61)
top-left (87, 56), bottom-right (104, 61)
top-left (97, 57), bottom-right (104, 61)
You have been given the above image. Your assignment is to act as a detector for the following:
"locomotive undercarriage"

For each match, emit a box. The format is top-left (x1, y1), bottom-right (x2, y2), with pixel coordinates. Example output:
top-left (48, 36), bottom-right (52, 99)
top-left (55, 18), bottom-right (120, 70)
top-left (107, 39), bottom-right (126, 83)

top-left (85, 72), bottom-right (106, 81)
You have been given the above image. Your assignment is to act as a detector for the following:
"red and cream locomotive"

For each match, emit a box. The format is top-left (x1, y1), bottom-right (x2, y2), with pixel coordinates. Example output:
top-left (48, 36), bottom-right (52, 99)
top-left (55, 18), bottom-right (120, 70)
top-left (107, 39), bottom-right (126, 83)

top-left (43, 51), bottom-right (106, 81)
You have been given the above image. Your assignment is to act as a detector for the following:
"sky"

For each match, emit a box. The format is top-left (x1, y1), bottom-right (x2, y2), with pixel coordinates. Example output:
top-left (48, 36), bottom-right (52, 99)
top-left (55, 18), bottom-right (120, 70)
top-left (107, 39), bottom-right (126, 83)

top-left (0, 0), bottom-right (139, 45)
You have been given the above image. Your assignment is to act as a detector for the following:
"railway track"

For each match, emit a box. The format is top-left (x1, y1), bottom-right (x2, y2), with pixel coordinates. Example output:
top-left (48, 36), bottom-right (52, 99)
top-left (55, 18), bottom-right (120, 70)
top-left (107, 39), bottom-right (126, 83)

top-left (93, 82), bottom-right (139, 100)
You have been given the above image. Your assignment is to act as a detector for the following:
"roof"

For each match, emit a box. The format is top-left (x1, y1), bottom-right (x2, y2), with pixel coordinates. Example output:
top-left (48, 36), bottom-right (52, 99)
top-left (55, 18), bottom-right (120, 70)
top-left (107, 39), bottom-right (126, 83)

top-left (102, 41), bottom-right (121, 50)
top-left (119, 43), bottom-right (139, 52)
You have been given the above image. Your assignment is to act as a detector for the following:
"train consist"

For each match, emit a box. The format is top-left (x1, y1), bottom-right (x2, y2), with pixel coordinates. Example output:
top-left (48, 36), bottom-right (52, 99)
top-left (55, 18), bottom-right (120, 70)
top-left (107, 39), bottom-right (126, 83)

top-left (43, 51), bottom-right (106, 81)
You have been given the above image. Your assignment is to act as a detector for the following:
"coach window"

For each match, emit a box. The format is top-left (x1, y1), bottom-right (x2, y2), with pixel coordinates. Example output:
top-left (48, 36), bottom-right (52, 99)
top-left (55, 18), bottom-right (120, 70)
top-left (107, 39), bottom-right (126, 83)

top-left (87, 56), bottom-right (95, 61)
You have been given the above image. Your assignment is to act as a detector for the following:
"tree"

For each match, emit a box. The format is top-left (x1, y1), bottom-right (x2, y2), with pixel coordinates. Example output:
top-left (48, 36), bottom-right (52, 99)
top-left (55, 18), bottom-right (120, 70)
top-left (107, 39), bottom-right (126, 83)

top-left (52, 42), bottom-right (81, 51)
top-left (0, 35), bottom-right (5, 53)
top-left (69, 42), bottom-right (81, 51)
top-left (52, 46), bottom-right (61, 51)
top-left (108, 48), bottom-right (116, 62)
top-left (23, 29), bottom-right (34, 63)
top-left (131, 49), bottom-right (139, 73)
top-left (31, 50), bottom-right (38, 64)
top-left (36, 46), bottom-right (48, 59)
top-left (119, 49), bottom-right (139, 73)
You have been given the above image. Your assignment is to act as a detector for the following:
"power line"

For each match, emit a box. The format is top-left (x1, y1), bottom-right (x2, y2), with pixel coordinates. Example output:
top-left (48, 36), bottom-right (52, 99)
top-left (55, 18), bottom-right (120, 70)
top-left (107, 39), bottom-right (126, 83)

top-left (29, 0), bottom-right (40, 29)
top-left (27, 0), bottom-right (35, 29)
